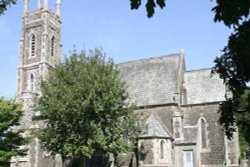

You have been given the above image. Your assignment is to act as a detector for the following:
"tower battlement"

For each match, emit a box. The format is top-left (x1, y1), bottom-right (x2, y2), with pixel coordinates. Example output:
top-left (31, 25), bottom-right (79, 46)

top-left (23, 0), bottom-right (61, 17)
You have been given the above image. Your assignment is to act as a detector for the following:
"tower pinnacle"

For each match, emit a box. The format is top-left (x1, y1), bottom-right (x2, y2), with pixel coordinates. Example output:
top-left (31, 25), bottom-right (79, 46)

top-left (44, 0), bottom-right (49, 10)
top-left (23, 0), bottom-right (29, 14)
top-left (56, 0), bottom-right (61, 17)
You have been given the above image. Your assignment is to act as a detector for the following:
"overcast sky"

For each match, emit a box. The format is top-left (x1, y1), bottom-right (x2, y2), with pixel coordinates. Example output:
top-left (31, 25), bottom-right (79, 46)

top-left (0, 0), bottom-right (231, 98)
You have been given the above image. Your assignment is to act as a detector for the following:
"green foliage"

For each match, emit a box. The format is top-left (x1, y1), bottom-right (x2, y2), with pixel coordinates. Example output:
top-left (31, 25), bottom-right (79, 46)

top-left (213, 0), bottom-right (250, 27)
top-left (239, 135), bottom-right (249, 159)
top-left (130, 0), bottom-right (166, 18)
top-left (0, 0), bottom-right (16, 15)
top-left (216, 88), bottom-right (250, 158)
top-left (214, 21), bottom-right (250, 94)
top-left (36, 49), bottom-right (141, 164)
top-left (0, 97), bottom-right (26, 167)
top-left (212, 0), bottom-right (250, 146)
top-left (237, 90), bottom-right (250, 158)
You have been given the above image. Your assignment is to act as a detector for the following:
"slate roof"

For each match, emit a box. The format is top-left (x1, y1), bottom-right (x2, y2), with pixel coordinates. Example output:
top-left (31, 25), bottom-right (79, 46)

top-left (184, 68), bottom-right (226, 104)
top-left (140, 114), bottom-right (172, 138)
top-left (118, 54), bottom-right (181, 107)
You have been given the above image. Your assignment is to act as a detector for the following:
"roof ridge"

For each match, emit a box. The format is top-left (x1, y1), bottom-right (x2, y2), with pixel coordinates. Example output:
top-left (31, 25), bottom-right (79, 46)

top-left (118, 53), bottom-right (180, 65)
top-left (185, 67), bottom-right (212, 73)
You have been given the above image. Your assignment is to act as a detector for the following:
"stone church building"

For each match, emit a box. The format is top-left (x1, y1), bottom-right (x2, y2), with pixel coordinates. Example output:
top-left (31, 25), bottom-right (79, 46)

top-left (10, 0), bottom-right (240, 167)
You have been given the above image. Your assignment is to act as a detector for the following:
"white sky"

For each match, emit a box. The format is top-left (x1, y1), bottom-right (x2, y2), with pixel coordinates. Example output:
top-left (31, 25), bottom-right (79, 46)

top-left (0, 0), bottom-right (232, 98)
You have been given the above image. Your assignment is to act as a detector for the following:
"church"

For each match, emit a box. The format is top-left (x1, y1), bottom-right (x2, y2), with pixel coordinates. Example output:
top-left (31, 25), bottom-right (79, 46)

top-left (10, 0), bottom-right (240, 167)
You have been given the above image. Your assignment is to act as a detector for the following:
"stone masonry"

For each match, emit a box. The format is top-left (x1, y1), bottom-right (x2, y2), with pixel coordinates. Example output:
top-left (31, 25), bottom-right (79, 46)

top-left (118, 53), bottom-right (240, 167)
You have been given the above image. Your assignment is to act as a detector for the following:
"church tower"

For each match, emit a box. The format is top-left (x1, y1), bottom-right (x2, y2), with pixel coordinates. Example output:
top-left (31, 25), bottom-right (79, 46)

top-left (11, 0), bottom-right (62, 166)
top-left (17, 0), bottom-right (62, 101)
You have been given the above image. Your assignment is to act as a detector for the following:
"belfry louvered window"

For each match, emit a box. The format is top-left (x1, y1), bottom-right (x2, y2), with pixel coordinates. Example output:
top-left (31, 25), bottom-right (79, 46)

top-left (31, 34), bottom-right (36, 56)
top-left (51, 36), bottom-right (55, 57)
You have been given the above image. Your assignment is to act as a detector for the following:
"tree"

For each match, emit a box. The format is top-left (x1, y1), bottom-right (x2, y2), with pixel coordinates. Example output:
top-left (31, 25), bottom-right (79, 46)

top-left (0, 97), bottom-right (27, 167)
top-left (0, 0), bottom-right (16, 15)
top-left (36, 49), bottom-right (141, 166)
top-left (212, 1), bottom-right (250, 143)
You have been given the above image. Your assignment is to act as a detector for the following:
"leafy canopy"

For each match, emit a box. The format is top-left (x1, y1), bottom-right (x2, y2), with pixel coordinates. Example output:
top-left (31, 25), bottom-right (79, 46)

top-left (36, 49), bottom-right (141, 162)
top-left (0, 97), bottom-right (26, 167)
top-left (0, 0), bottom-right (16, 15)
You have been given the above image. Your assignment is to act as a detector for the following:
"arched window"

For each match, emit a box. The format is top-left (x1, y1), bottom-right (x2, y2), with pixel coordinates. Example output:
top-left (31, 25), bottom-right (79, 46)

top-left (160, 140), bottom-right (165, 159)
top-left (30, 74), bottom-right (35, 91)
top-left (31, 34), bottom-right (36, 57)
top-left (200, 118), bottom-right (207, 149)
top-left (51, 36), bottom-right (55, 57)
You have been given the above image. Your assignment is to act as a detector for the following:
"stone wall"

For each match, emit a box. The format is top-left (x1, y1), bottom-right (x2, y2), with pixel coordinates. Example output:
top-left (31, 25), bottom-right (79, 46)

top-left (183, 104), bottom-right (226, 166)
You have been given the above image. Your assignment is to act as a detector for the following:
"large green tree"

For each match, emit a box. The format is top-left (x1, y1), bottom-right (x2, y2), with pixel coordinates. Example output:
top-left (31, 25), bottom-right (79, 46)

top-left (36, 49), bottom-right (141, 166)
top-left (0, 97), bottom-right (26, 167)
